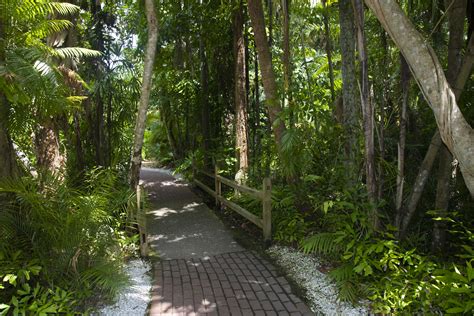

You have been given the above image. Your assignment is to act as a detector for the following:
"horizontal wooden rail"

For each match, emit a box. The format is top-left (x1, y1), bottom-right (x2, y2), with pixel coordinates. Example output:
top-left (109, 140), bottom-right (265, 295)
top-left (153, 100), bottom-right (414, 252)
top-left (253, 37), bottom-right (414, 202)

top-left (194, 178), bottom-right (217, 198)
top-left (192, 164), bottom-right (272, 242)
top-left (196, 169), bottom-right (215, 179)
top-left (216, 175), bottom-right (262, 199)
top-left (217, 195), bottom-right (263, 228)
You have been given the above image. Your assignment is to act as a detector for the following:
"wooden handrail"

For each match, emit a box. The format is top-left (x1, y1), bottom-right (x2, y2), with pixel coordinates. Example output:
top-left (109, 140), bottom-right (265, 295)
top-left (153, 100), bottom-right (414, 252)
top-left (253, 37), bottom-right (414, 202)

top-left (216, 174), bottom-right (262, 199)
top-left (192, 164), bottom-right (272, 242)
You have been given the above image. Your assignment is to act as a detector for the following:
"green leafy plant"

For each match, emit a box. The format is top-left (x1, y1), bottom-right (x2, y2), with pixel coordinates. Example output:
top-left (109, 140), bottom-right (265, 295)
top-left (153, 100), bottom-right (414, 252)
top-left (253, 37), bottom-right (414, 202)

top-left (0, 169), bottom-right (134, 311)
top-left (0, 251), bottom-right (77, 316)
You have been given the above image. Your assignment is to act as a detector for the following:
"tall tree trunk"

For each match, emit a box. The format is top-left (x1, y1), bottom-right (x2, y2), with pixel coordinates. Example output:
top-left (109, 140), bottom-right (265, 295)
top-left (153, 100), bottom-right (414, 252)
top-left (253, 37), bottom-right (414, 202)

top-left (199, 27), bottom-right (211, 167)
top-left (338, 0), bottom-right (359, 184)
top-left (129, 0), bottom-right (158, 189)
top-left (365, 0), bottom-right (474, 197)
top-left (398, 29), bottom-right (474, 238)
top-left (0, 18), bottom-right (18, 180)
top-left (395, 54), bottom-right (410, 225)
top-left (233, 0), bottom-right (250, 185)
top-left (323, 0), bottom-right (335, 103)
top-left (267, 0), bottom-right (273, 46)
top-left (281, 0), bottom-right (293, 126)
top-left (253, 46), bottom-right (261, 164)
top-left (301, 31), bottom-right (315, 107)
top-left (377, 30), bottom-right (388, 201)
top-left (432, 0), bottom-right (467, 253)
top-left (90, 0), bottom-right (106, 166)
top-left (248, 0), bottom-right (287, 153)
top-left (34, 118), bottom-right (66, 174)
top-left (353, 0), bottom-right (378, 229)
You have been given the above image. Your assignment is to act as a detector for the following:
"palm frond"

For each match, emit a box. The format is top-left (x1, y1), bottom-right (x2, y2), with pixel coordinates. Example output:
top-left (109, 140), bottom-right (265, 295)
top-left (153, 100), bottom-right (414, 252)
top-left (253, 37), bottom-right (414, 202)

top-left (54, 47), bottom-right (102, 59)
top-left (28, 19), bottom-right (73, 39)
top-left (15, 1), bottom-right (80, 19)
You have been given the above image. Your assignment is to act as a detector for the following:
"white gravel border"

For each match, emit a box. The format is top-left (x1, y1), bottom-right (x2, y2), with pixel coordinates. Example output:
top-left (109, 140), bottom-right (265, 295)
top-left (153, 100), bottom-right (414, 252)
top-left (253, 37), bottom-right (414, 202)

top-left (266, 245), bottom-right (369, 315)
top-left (96, 259), bottom-right (152, 316)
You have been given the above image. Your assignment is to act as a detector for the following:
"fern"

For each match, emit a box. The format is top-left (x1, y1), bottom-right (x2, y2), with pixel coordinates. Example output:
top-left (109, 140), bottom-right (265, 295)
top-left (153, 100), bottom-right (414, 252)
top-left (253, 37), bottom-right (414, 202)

top-left (328, 263), bottom-right (363, 303)
top-left (301, 231), bottom-right (346, 255)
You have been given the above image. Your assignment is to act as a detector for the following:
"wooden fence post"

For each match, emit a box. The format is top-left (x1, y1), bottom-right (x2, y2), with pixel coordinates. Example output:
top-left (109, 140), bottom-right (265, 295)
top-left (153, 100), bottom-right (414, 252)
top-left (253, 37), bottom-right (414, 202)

top-left (215, 165), bottom-right (221, 208)
top-left (137, 184), bottom-right (148, 257)
top-left (262, 177), bottom-right (272, 243)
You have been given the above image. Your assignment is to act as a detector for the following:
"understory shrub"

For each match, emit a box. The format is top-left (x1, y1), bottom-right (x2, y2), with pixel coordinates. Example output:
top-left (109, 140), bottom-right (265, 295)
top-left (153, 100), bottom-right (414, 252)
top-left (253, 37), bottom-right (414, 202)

top-left (301, 196), bottom-right (474, 314)
top-left (0, 169), bottom-right (138, 313)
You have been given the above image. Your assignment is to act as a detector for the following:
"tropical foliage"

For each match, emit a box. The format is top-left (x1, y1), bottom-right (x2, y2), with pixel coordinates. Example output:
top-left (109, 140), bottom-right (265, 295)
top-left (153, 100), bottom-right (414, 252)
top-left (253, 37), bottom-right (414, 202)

top-left (1, 0), bottom-right (473, 314)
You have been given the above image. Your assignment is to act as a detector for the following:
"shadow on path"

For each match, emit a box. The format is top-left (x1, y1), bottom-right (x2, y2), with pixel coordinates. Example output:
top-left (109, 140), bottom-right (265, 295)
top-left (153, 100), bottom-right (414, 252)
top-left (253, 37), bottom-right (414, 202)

top-left (141, 168), bottom-right (312, 315)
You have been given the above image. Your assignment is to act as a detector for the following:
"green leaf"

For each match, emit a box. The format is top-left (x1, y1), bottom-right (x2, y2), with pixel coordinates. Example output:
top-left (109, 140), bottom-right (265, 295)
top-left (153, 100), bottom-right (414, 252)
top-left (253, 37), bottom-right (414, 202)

top-left (446, 307), bottom-right (465, 314)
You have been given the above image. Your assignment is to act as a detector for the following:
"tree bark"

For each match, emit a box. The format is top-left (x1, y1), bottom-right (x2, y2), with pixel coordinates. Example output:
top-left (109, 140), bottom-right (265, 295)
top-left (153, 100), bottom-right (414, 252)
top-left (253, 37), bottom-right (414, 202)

top-left (0, 17), bottom-right (18, 180)
top-left (34, 118), bottom-right (66, 174)
top-left (377, 30), bottom-right (388, 201)
top-left (338, 0), bottom-right (359, 184)
top-left (365, 0), bottom-right (474, 197)
top-left (395, 54), bottom-right (410, 220)
top-left (129, 0), bottom-right (158, 189)
top-left (233, 0), bottom-right (250, 185)
top-left (399, 32), bottom-right (474, 238)
top-left (432, 0), bottom-right (467, 253)
top-left (281, 0), bottom-right (293, 126)
top-left (253, 45), bottom-right (261, 163)
top-left (322, 0), bottom-right (335, 103)
top-left (353, 0), bottom-right (378, 229)
top-left (90, 0), bottom-right (106, 166)
top-left (399, 132), bottom-right (443, 236)
top-left (199, 23), bottom-right (211, 167)
top-left (248, 0), bottom-right (287, 152)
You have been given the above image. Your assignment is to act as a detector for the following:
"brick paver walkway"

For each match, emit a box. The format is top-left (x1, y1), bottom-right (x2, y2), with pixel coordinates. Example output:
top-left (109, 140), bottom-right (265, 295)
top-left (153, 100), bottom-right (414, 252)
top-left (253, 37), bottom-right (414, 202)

top-left (149, 251), bottom-right (312, 315)
top-left (142, 168), bottom-right (313, 315)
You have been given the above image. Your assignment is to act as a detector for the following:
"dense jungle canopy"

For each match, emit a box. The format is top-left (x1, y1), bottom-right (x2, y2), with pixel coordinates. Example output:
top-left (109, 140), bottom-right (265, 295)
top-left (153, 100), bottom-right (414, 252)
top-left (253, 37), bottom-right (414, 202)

top-left (0, 0), bottom-right (473, 314)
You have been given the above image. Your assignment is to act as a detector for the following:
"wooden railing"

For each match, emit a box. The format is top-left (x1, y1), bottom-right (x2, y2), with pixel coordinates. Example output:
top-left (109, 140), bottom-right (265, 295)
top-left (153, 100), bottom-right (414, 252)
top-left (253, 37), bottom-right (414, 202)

top-left (136, 184), bottom-right (148, 256)
top-left (193, 165), bottom-right (272, 242)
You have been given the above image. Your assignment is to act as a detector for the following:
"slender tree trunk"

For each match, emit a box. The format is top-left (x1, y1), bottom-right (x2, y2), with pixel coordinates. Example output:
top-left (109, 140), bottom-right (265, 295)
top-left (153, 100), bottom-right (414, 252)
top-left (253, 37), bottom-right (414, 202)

top-left (399, 132), bottom-right (443, 237)
top-left (364, 0), bottom-right (474, 197)
top-left (338, 0), bottom-right (359, 184)
top-left (234, 0), bottom-right (250, 185)
top-left (199, 28), bottom-right (211, 166)
top-left (90, 0), bottom-right (106, 166)
top-left (248, 0), bottom-right (287, 152)
top-left (253, 46), bottom-right (261, 164)
top-left (377, 30), bottom-right (388, 201)
top-left (395, 54), bottom-right (410, 222)
top-left (323, 0), bottom-right (335, 103)
top-left (281, 0), bottom-right (293, 126)
top-left (353, 0), bottom-right (378, 229)
top-left (399, 33), bottom-right (474, 238)
top-left (0, 18), bottom-right (18, 180)
top-left (432, 0), bottom-right (467, 253)
top-left (129, 0), bottom-right (158, 189)
top-left (301, 31), bottom-right (315, 107)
